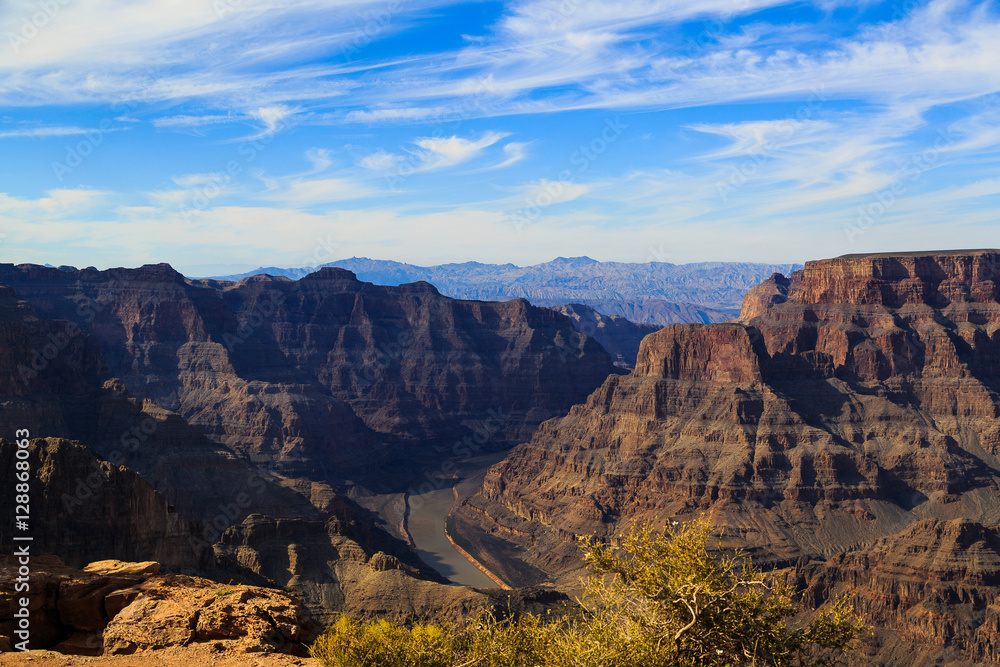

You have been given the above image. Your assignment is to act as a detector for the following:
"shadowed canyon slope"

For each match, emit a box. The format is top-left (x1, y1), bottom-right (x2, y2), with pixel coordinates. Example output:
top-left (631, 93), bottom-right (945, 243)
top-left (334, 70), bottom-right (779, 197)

top-left (546, 303), bottom-right (661, 369)
top-left (0, 263), bottom-right (617, 488)
top-left (0, 438), bottom-right (211, 571)
top-left (0, 280), bottom-right (523, 628)
top-left (0, 283), bottom-right (317, 527)
top-left (456, 250), bottom-right (1000, 596)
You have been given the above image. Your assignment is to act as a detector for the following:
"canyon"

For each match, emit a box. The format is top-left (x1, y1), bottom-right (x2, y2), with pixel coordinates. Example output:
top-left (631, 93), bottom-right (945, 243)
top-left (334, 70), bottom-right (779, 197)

top-left (6, 250), bottom-right (1000, 663)
top-left (0, 263), bottom-right (616, 489)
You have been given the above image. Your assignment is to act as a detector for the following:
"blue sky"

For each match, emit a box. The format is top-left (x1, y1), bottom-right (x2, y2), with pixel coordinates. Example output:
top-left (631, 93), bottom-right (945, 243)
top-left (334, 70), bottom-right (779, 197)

top-left (1, 0), bottom-right (998, 275)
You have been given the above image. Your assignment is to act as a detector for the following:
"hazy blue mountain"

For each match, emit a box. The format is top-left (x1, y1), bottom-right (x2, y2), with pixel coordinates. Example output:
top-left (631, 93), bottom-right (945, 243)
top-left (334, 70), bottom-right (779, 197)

top-left (206, 256), bottom-right (802, 326)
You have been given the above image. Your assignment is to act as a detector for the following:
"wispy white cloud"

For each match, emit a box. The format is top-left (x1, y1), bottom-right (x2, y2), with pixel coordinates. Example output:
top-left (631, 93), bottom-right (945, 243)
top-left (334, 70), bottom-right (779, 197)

top-left (153, 114), bottom-right (238, 129)
top-left (359, 149), bottom-right (403, 172)
top-left (0, 189), bottom-right (113, 220)
top-left (361, 131), bottom-right (513, 175)
top-left (346, 107), bottom-right (443, 122)
top-left (489, 141), bottom-right (531, 170)
top-left (0, 126), bottom-right (108, 139)
top-left (257, 177), bottom-right (377, 205)
top-left (412, 131), bottom-right (510, 170)
top-left (236, 105), bottom-right (300, 141)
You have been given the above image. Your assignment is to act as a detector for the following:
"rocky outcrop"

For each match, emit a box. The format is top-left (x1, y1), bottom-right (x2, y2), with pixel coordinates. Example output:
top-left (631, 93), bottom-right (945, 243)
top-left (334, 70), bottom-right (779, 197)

top-left (456, 250), bottom-right (1000, 592)
top-left (792, 519), bottom-right (1000, 664)
top-left (0, 264), bottom-right (616, 489)
top-left (787, 250), bottom-right (1000, 306)
top-left (0, 557), bottom-right (317, 656)
top-left (737, 272), bottom-right (791, 320)
top-left (0, 438), bottom-right (210, 570)
top-left (547, 303), bottom-right (661, 369)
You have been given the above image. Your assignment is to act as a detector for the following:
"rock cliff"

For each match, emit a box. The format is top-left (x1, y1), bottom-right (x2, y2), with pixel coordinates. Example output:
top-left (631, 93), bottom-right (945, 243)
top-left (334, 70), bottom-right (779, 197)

top-left (0, 438), bottom-right (210, 570)
top-left (0, 263), bottom-right (616, 489)
top-left (455, 250), bottom-right (1000, 597)
top-left (0, 283), bottom-right (319, 527)
top-left (0, 275), bottom-right (558, 626)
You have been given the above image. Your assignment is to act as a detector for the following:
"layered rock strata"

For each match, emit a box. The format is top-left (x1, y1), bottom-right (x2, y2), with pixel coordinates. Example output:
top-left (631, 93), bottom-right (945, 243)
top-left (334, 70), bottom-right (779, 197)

top-left (0, 285), bottom-right (319, 527)
top-left (0, 286), bottom-right (499, 624)
top-left (456, 250), bottom-right (1000, 591)
top-left (0, 264), bottom-right (617, 488)
top-left (792, 518), bottom-right (1000, 664)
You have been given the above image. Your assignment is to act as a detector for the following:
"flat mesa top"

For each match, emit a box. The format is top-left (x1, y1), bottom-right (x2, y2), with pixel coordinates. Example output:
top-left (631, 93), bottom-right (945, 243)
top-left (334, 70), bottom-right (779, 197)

top-left (833, 249), bottom-right (1000, 260)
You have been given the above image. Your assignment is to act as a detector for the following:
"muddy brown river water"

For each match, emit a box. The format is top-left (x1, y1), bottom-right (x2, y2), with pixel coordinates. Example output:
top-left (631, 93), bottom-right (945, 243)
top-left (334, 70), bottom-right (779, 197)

top-left (406, 452), bottom-right (506, 588)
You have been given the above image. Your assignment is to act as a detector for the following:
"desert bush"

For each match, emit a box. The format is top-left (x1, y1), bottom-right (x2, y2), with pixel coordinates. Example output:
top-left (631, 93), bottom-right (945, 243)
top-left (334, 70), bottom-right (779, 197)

top-left (310, 616), bottom-right (454, 667)
top-left (577, 517), bottom-right (865, 666)
top-left (311, 517), bottom-right (865, 667)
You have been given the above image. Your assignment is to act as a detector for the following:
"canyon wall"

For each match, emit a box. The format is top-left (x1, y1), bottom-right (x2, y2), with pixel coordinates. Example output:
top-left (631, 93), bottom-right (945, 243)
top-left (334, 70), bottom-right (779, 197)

top-left (0, 264), bottom-right (617, 489)
top-left (456, 251), bottom-right (1000, 617)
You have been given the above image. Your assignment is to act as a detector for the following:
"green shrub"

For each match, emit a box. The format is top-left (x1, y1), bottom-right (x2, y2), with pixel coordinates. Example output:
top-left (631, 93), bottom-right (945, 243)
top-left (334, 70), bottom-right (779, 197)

top-left (311, 517), bottom-right (865, 667)
top-left (310, 616), bottom-right (454, 667)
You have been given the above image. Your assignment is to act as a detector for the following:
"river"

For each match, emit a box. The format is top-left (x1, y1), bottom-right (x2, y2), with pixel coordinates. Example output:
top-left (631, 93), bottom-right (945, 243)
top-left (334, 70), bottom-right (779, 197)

top-left (406, 452), bottom-right (507, 588)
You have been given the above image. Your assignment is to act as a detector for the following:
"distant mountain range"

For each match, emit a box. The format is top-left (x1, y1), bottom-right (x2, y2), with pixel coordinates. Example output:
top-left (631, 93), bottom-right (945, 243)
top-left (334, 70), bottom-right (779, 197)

top-left (206, 257), bottom-right (803, 326)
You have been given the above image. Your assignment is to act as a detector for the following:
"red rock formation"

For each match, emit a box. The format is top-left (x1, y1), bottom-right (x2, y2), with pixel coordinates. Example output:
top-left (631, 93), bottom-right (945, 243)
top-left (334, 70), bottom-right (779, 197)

top-left (456, 249), bottom-right (1000, 594)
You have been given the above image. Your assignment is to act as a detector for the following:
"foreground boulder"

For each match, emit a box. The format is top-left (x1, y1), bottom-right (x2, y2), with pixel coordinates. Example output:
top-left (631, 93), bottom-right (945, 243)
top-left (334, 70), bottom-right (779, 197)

top-left (0, 557), bottom-right (317, 656)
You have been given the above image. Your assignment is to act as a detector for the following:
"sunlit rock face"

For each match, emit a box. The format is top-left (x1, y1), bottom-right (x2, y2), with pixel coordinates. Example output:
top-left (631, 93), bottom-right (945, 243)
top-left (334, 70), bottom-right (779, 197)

top-left (456, 250), bottom-right (1000, 595)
